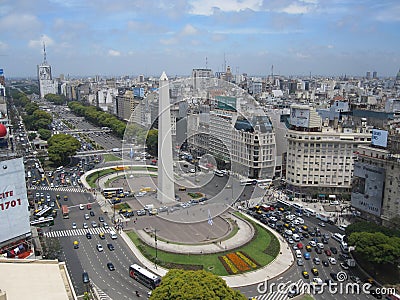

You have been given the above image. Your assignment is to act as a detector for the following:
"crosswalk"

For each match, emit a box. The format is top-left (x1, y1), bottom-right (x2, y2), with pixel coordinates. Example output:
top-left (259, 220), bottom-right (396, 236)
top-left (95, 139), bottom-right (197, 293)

top-left (29, 186), bottom-right (88, 193)
top-left (255, 279), bottom-right (306, 300)
top-left (92, 283), bottom-right (112, 300)
top-left (44, 227), bottom-right (111, 238)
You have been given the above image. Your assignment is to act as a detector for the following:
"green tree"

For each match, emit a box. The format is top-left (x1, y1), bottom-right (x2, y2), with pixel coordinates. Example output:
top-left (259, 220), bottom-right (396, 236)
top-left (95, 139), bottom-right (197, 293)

top-left (28, 132), bottom-right (37, 141)
top-left (47, 134), bottom-right (81, 165)
top-left (348, 232), bottom-right (400, 264)
top-left (146, 129), bottom-right (158, 156)
top-left (150, 269), bottom-right (246, 300)
top-left (25, 102), bottom-right (40, 115)
top-left (45, 93), bottom-right (66, 105)
top-left (37, 128), bottom-right (52, 140)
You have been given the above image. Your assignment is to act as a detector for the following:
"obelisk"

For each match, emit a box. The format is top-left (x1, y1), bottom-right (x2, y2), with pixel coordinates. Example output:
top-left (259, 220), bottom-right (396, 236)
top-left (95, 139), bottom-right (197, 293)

top-left (157, 72), bottom-right (175, 203)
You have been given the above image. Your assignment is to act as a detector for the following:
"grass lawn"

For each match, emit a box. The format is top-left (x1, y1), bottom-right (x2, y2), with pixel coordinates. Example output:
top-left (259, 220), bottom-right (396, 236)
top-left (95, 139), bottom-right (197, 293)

top-left (299, 294), bottom-right (315, 300)
top-left (103, 154), bottom-right (122, 162)
top-left (126, 216), bottom-right (279, 276)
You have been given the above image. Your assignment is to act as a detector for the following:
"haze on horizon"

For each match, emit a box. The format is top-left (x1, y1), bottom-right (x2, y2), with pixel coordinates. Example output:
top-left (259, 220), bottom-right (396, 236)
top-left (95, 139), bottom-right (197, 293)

top-left (0, 0), bottom-right (399, 78)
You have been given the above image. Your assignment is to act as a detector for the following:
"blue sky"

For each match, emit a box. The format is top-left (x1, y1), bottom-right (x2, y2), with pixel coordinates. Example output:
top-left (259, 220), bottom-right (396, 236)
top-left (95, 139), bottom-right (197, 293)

top-left (1, 0), bottom-right (399, 77)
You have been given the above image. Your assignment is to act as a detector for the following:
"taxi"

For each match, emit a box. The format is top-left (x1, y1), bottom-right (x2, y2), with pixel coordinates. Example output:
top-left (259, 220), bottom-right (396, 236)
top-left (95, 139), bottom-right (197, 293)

top-left (311, 268), bottom-right (319, 276)
top-left (302, 271), bottom-right (309, 279)
top-left (99, 232), bottom-right (105, 239)
top-left (73, 241), bottom-right (79, 249)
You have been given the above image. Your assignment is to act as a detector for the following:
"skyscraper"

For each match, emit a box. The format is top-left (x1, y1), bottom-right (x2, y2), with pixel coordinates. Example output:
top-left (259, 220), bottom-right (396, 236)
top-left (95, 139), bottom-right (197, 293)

top-left (37, 43), bottom-right (57, 98)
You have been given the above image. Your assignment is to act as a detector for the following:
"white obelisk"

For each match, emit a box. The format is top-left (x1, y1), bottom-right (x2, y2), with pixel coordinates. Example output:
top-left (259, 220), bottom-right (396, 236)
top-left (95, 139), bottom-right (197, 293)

top-left (157, 72), bottom-right (175, 203)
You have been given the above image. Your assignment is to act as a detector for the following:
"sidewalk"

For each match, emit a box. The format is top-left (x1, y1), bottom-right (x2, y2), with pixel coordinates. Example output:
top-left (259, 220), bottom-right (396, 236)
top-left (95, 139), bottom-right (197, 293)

top-left (81, 166), bottom-right (295, 287)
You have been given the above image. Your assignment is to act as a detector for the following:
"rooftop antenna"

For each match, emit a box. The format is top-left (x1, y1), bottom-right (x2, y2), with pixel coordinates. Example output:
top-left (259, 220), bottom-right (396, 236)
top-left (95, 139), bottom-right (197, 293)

top-left (223, 53), bottom-right (226, 71)
top-left (271, 64), bottom-right (274, 81)
top-left (205, 56), bottom-right (208, 69)
top-left (43, 41), bottom-right (47, 64)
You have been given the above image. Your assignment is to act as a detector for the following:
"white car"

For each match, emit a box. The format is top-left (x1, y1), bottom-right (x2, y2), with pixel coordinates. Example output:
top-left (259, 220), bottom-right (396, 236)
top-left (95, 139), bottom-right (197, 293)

top-left (96, 244), bottom-right (103, 252)
top-left (285, 230), bottom-right (293, 236)
top-left (136, 191), bottom-right (147, 197)
top-left (83, 223), bottom-right (88, 229)
top-left (72, 222), bottom-right (77, 229)
top-left (317, 243), bottom-right (324, 249)
top-left (296, 217), bottom-right (304, 224)
top-left (84, 213), bottom-right (89, 220)
top-left (329, 257), bottom-right (337, 265)
top-left (79, 204), bottom-right (84, 210)
top-left (309, 241), bottom-right (317, 247)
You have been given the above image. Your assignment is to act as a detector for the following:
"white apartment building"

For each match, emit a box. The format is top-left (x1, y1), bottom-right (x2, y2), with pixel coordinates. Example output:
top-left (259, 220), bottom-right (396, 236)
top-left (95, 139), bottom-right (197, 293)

top-left (191, 98), bottom-right (276, 179)
top-left (286, 104), bottom-right (371, 199)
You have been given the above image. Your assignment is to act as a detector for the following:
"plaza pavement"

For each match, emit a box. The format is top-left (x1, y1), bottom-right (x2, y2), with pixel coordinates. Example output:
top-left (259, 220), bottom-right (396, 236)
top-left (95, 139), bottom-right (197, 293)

top-left (81, 166), bottom-right (295, 288)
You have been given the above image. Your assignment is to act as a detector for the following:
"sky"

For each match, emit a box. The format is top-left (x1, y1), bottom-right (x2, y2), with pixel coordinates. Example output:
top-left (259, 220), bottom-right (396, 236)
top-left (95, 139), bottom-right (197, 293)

top-left (0, 0), bottom-right (400, 78)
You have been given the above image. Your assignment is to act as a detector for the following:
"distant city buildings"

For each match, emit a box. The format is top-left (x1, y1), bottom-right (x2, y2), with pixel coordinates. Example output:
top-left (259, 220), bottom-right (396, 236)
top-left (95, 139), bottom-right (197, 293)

top-left (37, 44), bottom-right (57, 98)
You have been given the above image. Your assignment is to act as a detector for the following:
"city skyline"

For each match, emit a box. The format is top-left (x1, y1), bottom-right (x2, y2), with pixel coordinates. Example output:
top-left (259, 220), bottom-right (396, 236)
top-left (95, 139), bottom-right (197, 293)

top-left (0, 0), bottom-right (400, 78)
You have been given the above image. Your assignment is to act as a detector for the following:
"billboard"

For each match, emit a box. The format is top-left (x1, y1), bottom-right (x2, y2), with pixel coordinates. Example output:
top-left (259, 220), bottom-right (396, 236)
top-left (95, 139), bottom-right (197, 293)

top-left (133, 87), bottom-right (144, 98)
top-left (216, 96), bottom-right (237, 111)
top-left (290, 107), bottom-right (310, 127)
top-left (371, 129), bottom-right (388, 148)
top-left (351, 162), bottom-right (385, 217)
top-left (0, 158), bottom-right (31, 244)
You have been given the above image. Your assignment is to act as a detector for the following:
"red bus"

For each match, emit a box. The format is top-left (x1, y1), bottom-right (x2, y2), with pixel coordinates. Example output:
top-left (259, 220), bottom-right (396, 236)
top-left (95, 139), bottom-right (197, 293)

top-left (62, 205), bottom-right (69, 219)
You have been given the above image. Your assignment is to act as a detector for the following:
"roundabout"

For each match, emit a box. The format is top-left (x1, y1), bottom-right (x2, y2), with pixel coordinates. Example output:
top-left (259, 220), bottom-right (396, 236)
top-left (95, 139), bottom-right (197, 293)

top-left (82, 165), bottom-right (294, 287)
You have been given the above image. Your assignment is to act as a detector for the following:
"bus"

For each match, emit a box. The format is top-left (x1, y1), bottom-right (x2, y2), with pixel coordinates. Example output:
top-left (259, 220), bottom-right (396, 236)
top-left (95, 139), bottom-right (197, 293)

top-left (316, 213), bottom-right (330, 222)
top-left (30, 217), bottom-right (54, 227)
top-left (240, 179), bottom-right (257, 186)
top-left (102, 187), bottom-right (124, 198)
top-left (129, 264), bottom-right (161, 290)
top-left (62, 205), bottom-right (69, 219)
top-left (277, 199), bottom-right (292, 209)
top-left (34, 206), bottom-right (53, 219)
top-left (257, 179), bottom-right (272, 188)
top-left (304, 208), bottom-right (316, 217)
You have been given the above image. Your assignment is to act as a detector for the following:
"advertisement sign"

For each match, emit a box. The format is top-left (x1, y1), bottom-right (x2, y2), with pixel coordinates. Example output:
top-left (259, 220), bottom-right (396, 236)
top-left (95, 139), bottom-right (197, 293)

top-left (216, 96), bottom-right (237, 111)
top-left (351, 162), bottom-right (385, 216)
top-left (0, 69), bottom-right (3, 75)
top-left (0, 158), bottom-right (30, 244)
top-left (133, 87), bottom-right (144, 98)
top-left (371, 129), bottom-right (388, 148)
top-left (290, 107), bottom-right (310, 127)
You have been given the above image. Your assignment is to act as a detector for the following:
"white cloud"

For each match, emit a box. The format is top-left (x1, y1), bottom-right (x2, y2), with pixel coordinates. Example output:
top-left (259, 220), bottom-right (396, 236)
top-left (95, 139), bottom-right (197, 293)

top-left (327, 44), bottom-right (334, 49)
top-left (108, 49), bottom-right (121, 56)
top-left (28, 35), bottom-right (54, 48)
top-left (0, 13), bottom-right (41, 32)
top-left (0, 41), bottom-right (8, 50)
top-left (296, 52), bottom-right (310, 58)
top-left (181, 24), bottom-right (198, 36)
top-left (160, 37), bottom-right (178, 45)
top-left (280, 3), bottom-right (311, 14)
top-left (189, 0), bottom-right (263, 16)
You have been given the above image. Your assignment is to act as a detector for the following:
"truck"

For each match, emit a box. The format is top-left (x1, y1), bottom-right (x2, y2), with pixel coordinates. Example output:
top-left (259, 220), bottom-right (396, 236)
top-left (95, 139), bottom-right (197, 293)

top-left (346, 259), bottom-right (356, 267)
top-left (144, 204), bottom-right (154, 211)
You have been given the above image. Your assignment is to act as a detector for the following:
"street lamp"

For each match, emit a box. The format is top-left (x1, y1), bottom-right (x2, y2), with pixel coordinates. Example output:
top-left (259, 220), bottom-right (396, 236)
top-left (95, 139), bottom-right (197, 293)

top-left (154, 228), bottom-right (159, 269)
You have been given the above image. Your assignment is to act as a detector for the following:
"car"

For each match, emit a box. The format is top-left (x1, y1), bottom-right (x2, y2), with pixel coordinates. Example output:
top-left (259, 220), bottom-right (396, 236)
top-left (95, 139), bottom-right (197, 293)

top-left (302, 271), bottom-right (309, 279)
top-left (311, 268), bottom-right (319, 276)
top-left (86, 232), bottom-right (92, 239)
top-left (309, 241), bottom-right (316, 247)
top-left (99, 216), bottom-right (104, 222)
top-left (315, 247), bottom-right (322, 254)
top-left (73, 240), bottom-right (79, 249)
top-left (72, 222), bottom-right (77, 229)
top-left (84, 213), bottom-right (90, 220)
top-left (96, 244), bottom-right (103, 252)
top-left (330, 272), bottom-right (338, 281)
top-left (107, 243), bottom-right (114, 251)
top-left (370, 290), bottom-right (383, 299)
top-left (317, 242), bottom-right (324, 249)
top-left (86, 203), bottom-right (92, 210)
top-left (103, 223), bottom-right (109, 229)
top-left (91, 221), bottom-right (97, 228)
top-left (79, 204), bottom-right (84, 210)
top-left (306, 245), bottom-right (312, 252)
top-left (318, 222), bottom-right (326, 227)
top-left (328, 257), bottom-right (337, 265)
top-left (340, 263), bottom-right (349, 270)
top-left (99, 233), bottom-right (105, 239)
top-left (136, 209), bottom-right (146, 216)
top-left (83, 223), bottom-right (88, 229)
top-left (297, 258), bottom-right (304, 266)
top-left (313, 257), bottom-right (321, 265)
top-left (350, 276), bottom-right (361, 283)
top-left (325, 249), bottom-right (332, 256)
top-left (288, 238), bottom-right (294, 244)
top-left (304, 253), bottom-right (311, 260)
top-left (322, 260), bottom-right (329, 267)
top-left (302, 232), bottom-right (309, 238)
top-left (90, 211), bottom-right (95, 217)
top-left (82, 272), bottom-right (90, 284)
top-left (330, 247), bottom-right (338, 254)
top-left (107, 262), bottom-right (115, 271)
top-left (297, 243), bottom-right (303, 249)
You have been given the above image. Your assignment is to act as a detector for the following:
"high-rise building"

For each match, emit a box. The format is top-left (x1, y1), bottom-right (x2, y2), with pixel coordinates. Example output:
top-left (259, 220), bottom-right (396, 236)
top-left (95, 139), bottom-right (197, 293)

top-left (37, 43), bottom-right (57, 98)
top-left (372, 71), bottom-right (377, 79)
top-left (286, 104), bottom-right (371, 199)
top-left (366, 71), bottom-right (371, 80)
